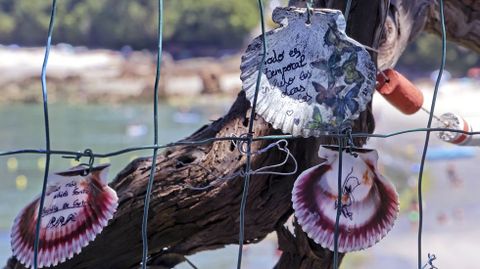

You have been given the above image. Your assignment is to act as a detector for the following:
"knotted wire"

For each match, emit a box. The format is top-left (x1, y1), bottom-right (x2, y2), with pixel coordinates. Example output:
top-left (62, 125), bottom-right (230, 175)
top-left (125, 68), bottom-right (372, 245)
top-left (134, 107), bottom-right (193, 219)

top-left (184, 139), bottom-right (297, 191)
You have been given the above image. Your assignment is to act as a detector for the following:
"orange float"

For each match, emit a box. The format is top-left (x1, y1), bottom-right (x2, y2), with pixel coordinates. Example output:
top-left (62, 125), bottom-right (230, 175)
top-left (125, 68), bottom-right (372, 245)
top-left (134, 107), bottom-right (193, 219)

top-left (376, 69), bottom-right (424, 115)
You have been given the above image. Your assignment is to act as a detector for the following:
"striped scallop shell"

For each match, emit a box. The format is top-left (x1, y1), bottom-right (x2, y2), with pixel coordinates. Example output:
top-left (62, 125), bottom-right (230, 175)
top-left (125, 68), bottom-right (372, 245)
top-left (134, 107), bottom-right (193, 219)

top-left (292, 146), bottom-right (399, 252)
top-left (11, 164), bottom-right (118, 268)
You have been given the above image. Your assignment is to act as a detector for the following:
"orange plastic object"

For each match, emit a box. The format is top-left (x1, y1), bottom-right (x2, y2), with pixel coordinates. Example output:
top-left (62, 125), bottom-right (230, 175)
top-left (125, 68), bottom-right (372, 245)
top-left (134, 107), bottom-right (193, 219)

top-left (376, 69), bottom-right (424, 115)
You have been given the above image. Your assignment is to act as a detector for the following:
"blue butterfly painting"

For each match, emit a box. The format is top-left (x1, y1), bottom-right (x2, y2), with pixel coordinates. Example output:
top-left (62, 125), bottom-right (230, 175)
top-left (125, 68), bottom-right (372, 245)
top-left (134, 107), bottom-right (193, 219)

top-left (311, 51), bottom-right (364, 89)
top-left (312, 81), bottom-right (360, 122)
top-left (332, 84), bottom-right (361, 119)
top-left (310, 52), bottom-right (343, 89)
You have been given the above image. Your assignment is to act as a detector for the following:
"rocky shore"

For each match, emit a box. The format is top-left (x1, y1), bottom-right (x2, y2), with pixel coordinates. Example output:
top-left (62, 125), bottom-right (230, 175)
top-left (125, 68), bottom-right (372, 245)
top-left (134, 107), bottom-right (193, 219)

top-left (0, 46), bottom-right (242, 104)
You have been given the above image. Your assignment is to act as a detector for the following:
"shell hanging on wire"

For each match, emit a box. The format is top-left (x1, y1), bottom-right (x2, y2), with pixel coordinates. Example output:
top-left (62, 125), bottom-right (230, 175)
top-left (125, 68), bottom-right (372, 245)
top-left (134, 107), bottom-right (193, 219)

top-left (240, 7), bottom-right (376, 137)
top-left (10, 164), bottom-right (118, 268)
top-left (292, 146), bottom-right (399, 252)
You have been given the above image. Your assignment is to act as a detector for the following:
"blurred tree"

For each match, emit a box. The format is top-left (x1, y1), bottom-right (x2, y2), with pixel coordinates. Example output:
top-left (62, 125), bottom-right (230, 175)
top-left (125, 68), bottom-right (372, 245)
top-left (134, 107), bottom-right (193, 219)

top-left (0, 0), bottom-right (259, 52)
top-left (164, 0), bottom-right (259, 49)
top-left (397, 33), bottom-right (480, 77)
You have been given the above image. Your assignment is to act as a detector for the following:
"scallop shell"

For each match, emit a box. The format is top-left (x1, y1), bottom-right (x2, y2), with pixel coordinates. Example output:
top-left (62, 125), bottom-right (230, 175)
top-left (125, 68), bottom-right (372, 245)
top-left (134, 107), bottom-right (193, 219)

top-left (240, 7), bottom-right (376, 137)
top-left (292, 146), bottom-right (398, 252)
top-left (11, 164), bottom-right (118, 268)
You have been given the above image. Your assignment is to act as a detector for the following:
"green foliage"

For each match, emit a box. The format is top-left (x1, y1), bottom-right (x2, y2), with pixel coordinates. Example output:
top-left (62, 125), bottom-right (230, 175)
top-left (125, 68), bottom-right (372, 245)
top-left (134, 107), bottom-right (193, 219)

top-left (397, 33), bottom-right (480, 77)
top-left (165, 0), bottom-right (259, 48)
top-left (0, 0), bottom-right (259, 50)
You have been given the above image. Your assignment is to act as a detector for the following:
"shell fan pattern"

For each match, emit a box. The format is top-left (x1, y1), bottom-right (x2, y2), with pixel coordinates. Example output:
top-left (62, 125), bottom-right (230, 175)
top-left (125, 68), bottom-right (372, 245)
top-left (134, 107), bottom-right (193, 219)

top-left (292, 146), bottom-right (399, 252)
top-left (11, 164), bottom-right (118, 268)
top-left (240, 7), bottom-right (376, 137)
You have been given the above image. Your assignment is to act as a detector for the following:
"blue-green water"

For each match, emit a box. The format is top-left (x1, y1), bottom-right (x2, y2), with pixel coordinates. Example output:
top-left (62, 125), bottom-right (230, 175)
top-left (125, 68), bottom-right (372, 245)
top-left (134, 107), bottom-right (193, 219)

top-left (0, 102), bottom-right (229, 264)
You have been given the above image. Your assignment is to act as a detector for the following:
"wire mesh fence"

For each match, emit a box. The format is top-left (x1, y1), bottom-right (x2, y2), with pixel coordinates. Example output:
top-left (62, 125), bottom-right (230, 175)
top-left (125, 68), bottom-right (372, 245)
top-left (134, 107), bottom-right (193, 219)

top-left (0, 0), bottom-right (478, 268)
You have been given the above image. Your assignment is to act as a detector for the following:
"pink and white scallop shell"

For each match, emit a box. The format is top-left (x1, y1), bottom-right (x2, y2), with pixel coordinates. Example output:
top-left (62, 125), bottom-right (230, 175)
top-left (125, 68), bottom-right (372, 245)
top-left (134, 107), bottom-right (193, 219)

top-left (292, 146), bottom-right (399, 252)
top-left (10, 164), bottom-right (118, 268)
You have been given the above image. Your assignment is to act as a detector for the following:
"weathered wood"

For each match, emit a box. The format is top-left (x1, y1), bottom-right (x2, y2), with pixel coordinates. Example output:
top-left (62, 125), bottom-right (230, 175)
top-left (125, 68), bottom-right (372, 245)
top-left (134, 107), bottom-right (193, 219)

top-left (377, 0), bottom-right (432, 69)
top-left (274, 221), bottom-right (341, 269)
top-left (424, 0), bottom-right (480, 53)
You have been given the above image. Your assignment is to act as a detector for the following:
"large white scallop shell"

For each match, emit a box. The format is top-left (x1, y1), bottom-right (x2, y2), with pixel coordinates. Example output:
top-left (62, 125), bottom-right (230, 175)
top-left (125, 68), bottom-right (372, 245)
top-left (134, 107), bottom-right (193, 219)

top-left (11, 164), bottom-right (118, 268)
top-left (292, 146), bottom-right (399, 252)
top-left (240, 7), bottom-right (376, 137)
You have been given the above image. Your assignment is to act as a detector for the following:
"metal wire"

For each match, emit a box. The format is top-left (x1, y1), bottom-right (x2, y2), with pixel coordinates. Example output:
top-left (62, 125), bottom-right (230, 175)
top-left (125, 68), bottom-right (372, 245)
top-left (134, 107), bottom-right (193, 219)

top-left (1, 128), bottom-right (479, 159)
top-left (236, 0), bottom-right (267, 268)
top-left (344, 0), bottom-right (353, 26)
top-left (417, 0), bottom-right (446, 268)
top-left (141, 0), bottom-right (163, 267)
top-left (333, 137), bottom-right (344, 269)
top-left (1, 0), bottom-right (476, 268)
top-left (33, 1), bottom-right (56, 268)
top-left (184, 139), bottom-right (298, 191)
top-left (333, 1), bottom-right (353, 267)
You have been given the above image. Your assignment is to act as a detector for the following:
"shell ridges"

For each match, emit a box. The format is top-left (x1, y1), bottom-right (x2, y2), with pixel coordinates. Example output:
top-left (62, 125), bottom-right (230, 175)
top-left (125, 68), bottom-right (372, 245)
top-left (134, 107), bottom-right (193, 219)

top-left (292, 147), bottom-right (399, 252)
top-left (10, 164), bottom-right (118, 268)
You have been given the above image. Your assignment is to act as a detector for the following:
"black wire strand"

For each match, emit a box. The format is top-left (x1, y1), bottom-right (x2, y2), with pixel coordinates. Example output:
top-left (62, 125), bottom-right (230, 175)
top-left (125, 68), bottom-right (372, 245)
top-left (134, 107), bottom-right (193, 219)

top-left (1, 128), bottom-right (479, 159)
top-left (236, 1), bottom-right (267, 268)
top-left (33, 1), bottom-right (56, 268)
top-left (333, 137), bottom-right (344, 268)
top-left (141, 0), bottom-right (163, 267)
top-left (333, 1), bottom-right (353, 267)
top-left (417, 0), bottom-right (446, 268)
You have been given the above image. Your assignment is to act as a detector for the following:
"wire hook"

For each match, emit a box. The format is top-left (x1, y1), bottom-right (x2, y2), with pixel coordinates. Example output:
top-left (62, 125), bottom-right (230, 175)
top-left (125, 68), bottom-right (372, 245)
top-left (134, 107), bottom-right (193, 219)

top-left (184, 139), bottom-right (298, 190)
top-left (78, 149), bottom-right (95, 176)
top-left (61, 148), bottom-right (95, 175)
top-left (341, 126), bottom-right (358, 157)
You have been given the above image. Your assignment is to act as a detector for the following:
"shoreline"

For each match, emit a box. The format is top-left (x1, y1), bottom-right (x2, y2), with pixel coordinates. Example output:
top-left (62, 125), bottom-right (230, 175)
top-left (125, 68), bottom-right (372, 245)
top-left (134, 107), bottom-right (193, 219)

top-left (1, 46), bottom-right (478, 105)
top-left (0, 46), bottom-right (242, 104)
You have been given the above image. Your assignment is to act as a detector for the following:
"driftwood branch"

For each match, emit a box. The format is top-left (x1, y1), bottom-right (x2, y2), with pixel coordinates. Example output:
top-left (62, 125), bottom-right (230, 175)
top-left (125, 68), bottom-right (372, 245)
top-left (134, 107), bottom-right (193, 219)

top-left (424, 0), bottom-right (480, 53)
top-left (6, 0), bottom-right (478, 268)
top-left (377, 0), bottom-right (432, 69)
top-left (378, 0), bottom-right (480, 70)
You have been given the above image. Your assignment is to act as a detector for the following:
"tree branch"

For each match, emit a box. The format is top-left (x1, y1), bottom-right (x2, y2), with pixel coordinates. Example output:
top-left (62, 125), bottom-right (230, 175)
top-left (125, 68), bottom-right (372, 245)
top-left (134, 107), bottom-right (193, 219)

top-left (424, 0), bottom-right (480, 53)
